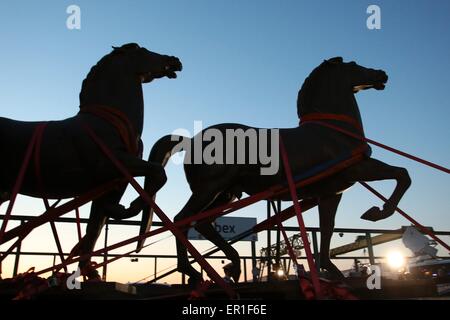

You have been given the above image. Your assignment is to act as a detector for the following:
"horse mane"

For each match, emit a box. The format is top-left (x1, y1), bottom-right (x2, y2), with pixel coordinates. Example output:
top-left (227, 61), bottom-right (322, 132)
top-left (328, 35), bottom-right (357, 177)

top-left (297, 61), bottom-right (329, 117)
top-left (79, 43), bottom-right (141, 108)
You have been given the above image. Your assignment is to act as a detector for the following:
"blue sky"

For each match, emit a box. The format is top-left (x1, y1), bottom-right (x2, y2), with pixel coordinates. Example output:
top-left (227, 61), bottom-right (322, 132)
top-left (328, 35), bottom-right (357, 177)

top-left (0, 1), bottom-right (449, 283)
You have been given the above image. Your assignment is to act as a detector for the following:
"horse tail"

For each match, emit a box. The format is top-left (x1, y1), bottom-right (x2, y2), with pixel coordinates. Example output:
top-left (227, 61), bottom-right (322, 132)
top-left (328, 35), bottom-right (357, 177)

top-left (149, 134), bottom-right (189, 167)
top-left (136, 134), bottom-right (189, 253)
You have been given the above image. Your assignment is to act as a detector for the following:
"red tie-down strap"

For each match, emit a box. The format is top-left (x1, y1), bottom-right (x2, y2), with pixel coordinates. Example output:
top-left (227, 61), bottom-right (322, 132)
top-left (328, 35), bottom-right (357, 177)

top-left (188, 280), bottom-right (213, 300)
top-left (0, 123), bottom-right (47, 246)
top-left (300, 112), bottom-right (364, 133)
top-left (300, 112), bottom-right (449, 174)
top-left (7, 268), bottom-right (74, 300)
top-left (7, 267), bottom-right (48, 300)
top-left (299, 113), bottom-right (450, 251)
top-left (79, 104), bottom-right (142, 157)
top-left (79, 120), bottom-right (237, 299)
top-left (299, 277), bottom-right (358, 300)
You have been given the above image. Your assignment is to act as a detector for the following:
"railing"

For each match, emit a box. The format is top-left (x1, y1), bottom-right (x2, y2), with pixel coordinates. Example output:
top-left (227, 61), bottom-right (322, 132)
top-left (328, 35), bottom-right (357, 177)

top-left (1, 214), bottom-right (449, 284)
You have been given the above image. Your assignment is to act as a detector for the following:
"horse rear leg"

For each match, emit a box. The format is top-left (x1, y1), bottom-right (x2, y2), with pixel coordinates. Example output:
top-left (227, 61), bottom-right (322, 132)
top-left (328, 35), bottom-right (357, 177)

top-left (173, 183), bottom-right (233, 287)
top-left (318, 193), bottom-right (345, 281)
top-left (342, 158), bottom-right (411, 222)
top-left (193, 192), bottom-right (241, 283)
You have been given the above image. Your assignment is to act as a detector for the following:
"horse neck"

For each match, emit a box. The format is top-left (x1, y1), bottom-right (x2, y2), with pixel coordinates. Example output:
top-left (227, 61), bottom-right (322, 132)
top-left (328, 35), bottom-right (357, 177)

top-left (301, 94), bottom-right (365, 134)
top-left (113, 90), bottom-right (144, 137)
top-left (80, 77), bottom-right (144, 136)
top-left (344, 95), bottom-right (364, 133)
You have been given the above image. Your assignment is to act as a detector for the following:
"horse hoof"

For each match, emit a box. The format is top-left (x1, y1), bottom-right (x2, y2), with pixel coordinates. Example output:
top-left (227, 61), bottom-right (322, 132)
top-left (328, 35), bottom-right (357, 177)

top-left (360, 206), bottom-right (382, 222)
top-left (231, 266), bottom-right (241, 283)
top-left (105, 204), bottom-right (127, 220)
top-left (223, 262), bottom-right (240, 283)
top-left (81, 263), bottom-right (102, 282)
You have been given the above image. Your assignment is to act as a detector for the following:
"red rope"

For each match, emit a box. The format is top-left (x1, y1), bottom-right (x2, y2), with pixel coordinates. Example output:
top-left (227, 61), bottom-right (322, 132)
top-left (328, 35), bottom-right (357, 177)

top-left (0, 182), bottom-right (116, 245)
top-left (79, 104), bottom-right (140, 156)
top-left (33, 155), bottom-right (365, 279)
top-left (26, 112), bottom-right (448, 288)
top-left (0, 124), bottom-right (46, 245)
top-left (301, 113), bottom-right (363, 132)
top-left (279, 137), bottom-right (322, 298)
top-left (75, 209), bottom-right (82, 241)
top-left (273, 213), bottom-right (310, 296)
top-left (32, 123), bottom-right (68, 272)
top-left (301, 118), bottom-right (449, 174)
top-left (78, 121), bottom-right (237, 299)
top-left (360, 181), bottom-right (450, 252)
top-left (300, 115), bottom-right (449, 251)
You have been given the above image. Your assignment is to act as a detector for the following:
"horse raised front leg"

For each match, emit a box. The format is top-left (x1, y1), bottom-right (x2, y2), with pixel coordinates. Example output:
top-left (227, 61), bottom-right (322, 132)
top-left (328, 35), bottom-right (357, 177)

top-left (103, 154), bottom-right (167, 220)
top-left (343, 158), bottom-right (411, 222)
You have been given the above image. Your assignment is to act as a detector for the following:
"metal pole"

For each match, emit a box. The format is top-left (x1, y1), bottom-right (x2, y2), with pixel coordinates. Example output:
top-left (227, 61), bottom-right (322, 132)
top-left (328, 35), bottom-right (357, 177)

top-left (312, 231), bottom-right (320, 272)
top-left (154, 257), bottom-right (157, 281)
top-left (243, 259), bottom-right (247, 282)
top-left (275, 200), bottom-right (281, 269)
top-left (287, 258), bottom-right (291, 274)
top-left (266, 201), bottom-right (272, 281)
top-left (251, 240), bottom-right (257, 282)
top-left (102, 221), bottom-right (109, 281)
top-left (13, 220), bottom-right (24, 276)
top-left (366, 232), bottom-right (375, 265)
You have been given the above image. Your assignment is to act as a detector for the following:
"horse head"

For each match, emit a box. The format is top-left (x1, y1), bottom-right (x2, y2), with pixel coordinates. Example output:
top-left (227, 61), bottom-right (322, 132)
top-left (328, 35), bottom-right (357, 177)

top-left (80, 43), bottom-right (182, 97)
top-left (297, 57), bottom-right (388, 120)
top-left (110, 43), bottom-right (183, 83)
top-left (79, 43), bottom-right (182, 134)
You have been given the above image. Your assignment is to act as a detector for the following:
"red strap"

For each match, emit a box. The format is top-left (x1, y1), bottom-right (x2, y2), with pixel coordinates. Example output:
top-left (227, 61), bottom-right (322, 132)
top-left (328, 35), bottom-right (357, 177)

top-left (79, 104), bottom-right (140, 156)
top-left (189, 280), bottom-right (213, 299)
top-left (75, 208), bottom-right (82, 241)
top-left (279, 137), bottom-right (322, 298)
top-left (303, 119), bottom-right (449, 175)
top-left (360, 181), bottom-right (450, 252)
top-left (300, 113), bottom-right (363, 132)
top-left (302, 118), bottom-right (450, 251)
top-left (32, 123), bottom-right (68, 273)
top-left (0, 123), bottom-right (46, 245)
top-left (78, 121), bottom-right (237, 299)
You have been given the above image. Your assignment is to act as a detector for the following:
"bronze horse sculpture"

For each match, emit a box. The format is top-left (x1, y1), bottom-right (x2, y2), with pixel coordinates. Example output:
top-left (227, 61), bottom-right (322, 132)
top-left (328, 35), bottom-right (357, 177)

top-left (0, 43), bottom-right (182, 278)
top-left (145, 57), bottom-right (411, 286)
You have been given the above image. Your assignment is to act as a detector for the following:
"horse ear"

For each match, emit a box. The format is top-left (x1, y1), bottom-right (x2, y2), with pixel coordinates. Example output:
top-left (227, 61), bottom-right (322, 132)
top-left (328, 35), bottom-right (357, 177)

top-left (325, 57), bottom-right (343, 65)
top-left (111, 43), bottom-right (141, 54)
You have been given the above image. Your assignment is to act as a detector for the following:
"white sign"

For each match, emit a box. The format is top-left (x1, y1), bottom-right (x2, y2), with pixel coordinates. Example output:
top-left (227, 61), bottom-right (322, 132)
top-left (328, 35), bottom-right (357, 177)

top-left (188, 217), bottom-right (257, 242)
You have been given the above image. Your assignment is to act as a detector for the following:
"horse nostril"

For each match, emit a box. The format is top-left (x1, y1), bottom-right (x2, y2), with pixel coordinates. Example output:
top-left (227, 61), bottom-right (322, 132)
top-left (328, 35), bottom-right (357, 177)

top-left (171, 57), bottom-right (182, 71)
top-left (378, 71), bottom-right (388, 83)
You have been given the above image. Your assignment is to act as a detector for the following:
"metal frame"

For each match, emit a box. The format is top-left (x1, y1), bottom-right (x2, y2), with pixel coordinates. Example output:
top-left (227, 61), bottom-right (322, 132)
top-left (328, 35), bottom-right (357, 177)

top-left (0, 118), bottom-right (449, 300)
top-left (2, 214), bottom-right (448, 282)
